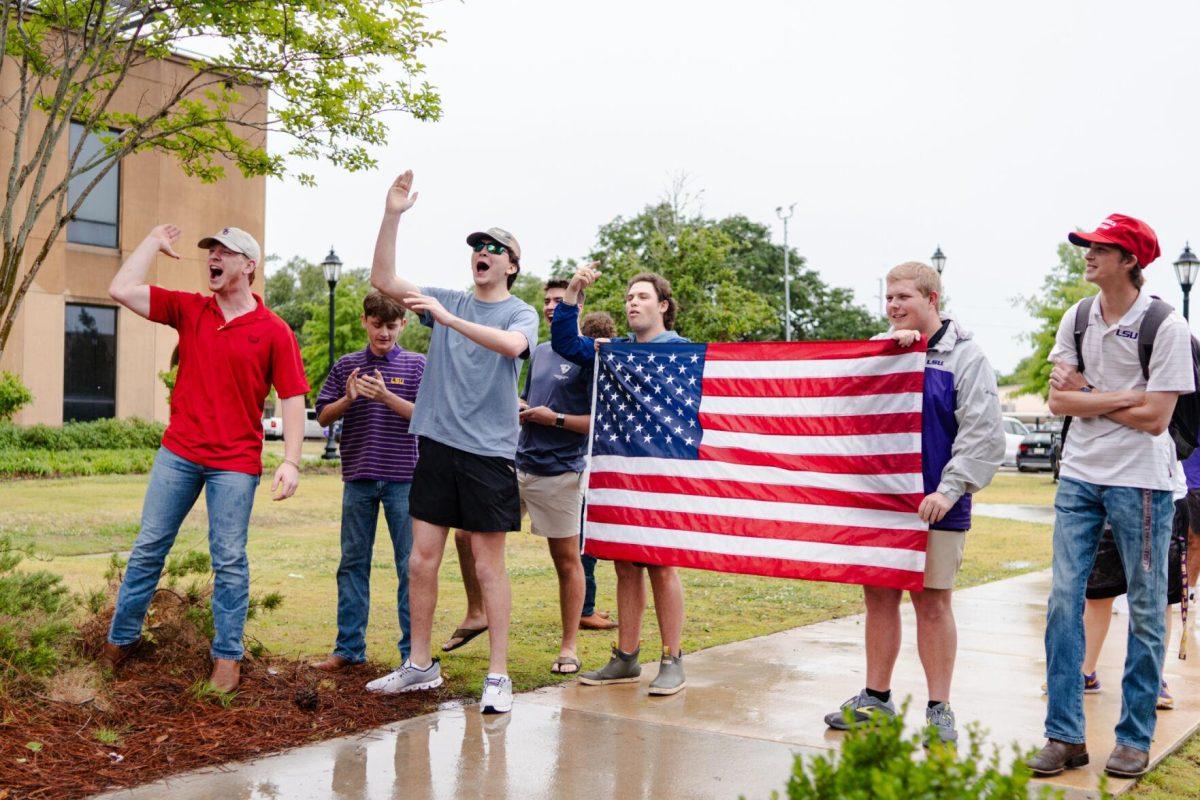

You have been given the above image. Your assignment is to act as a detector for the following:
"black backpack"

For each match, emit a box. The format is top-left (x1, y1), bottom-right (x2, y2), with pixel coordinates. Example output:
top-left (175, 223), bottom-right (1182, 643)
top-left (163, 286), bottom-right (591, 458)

top-left (1060, 295), bottom-right (1200, 459)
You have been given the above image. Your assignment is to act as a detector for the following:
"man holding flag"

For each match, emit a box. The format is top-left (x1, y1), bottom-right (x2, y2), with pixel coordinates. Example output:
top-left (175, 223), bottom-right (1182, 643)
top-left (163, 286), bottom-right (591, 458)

top-left (823, 261), bottom-right (1004, 745)
top-left (551, 266), bottom-right (691, 696)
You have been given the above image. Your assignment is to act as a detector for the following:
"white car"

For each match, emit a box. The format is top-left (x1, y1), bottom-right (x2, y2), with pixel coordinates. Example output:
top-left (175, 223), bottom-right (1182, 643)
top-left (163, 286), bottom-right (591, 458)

top-left (274, 408), bottom-right (327, 440)
top-left (262, 415), bottom-right (282, 440)
top-left (1002, 416), bottom-right (1030, 467)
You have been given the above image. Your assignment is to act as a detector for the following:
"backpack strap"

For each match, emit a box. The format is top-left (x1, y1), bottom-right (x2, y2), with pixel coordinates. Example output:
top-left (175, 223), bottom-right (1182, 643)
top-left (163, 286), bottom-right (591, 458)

top-left (1061, 296), bottom-right (1096, 456)
top-left (1073, 295), bottom-right (1095, 375)
top-left (1137, 297), bottom-right (1174, 380)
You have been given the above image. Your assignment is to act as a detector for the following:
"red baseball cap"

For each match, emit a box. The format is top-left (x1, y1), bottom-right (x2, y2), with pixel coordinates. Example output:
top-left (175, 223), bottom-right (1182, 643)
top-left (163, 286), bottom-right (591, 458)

top-left (1068, 213), bottom-right (1161, 268)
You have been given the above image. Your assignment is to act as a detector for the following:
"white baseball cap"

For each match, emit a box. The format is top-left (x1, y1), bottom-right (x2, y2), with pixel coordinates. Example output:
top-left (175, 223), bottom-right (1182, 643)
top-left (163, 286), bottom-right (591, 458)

top-left (197, 226), bottom-right (261, 263)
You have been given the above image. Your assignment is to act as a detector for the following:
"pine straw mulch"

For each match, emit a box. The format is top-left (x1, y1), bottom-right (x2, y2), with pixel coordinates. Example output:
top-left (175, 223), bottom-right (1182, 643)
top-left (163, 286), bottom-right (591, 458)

top-left (0, 598), bottom-right (457, 800)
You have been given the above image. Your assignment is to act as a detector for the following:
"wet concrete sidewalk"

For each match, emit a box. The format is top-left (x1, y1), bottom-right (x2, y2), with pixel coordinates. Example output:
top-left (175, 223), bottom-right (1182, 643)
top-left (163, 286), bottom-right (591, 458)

top-left (96, 570), bottom-right (1200, 800)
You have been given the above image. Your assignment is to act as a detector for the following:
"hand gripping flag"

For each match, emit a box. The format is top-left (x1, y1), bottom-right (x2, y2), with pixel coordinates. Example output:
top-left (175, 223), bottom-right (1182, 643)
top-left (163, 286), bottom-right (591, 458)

top-left (583, 339), bottom-right (929, 591)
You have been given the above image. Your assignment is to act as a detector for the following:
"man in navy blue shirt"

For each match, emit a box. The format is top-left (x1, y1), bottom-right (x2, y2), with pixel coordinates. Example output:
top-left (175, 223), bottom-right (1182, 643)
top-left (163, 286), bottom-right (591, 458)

top-left (514, 279), bottom-right (595, 674)
top-left (552, 265), bottom-right (690, 696)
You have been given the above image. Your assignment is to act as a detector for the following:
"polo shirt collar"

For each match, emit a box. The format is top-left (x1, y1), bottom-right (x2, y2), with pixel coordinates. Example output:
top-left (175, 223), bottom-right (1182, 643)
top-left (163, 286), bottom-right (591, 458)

top-left (1093, 290), bottom-right (1150, 329)
top-left (362, 344), bottom-right (401, 362)
top-left (204, 292), bottom-right (268, 326)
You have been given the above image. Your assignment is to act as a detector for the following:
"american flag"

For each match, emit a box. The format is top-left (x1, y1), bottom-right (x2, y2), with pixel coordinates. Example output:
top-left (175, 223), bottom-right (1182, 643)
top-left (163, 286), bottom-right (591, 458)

top-left (583, 339), bottom-right (930, 591)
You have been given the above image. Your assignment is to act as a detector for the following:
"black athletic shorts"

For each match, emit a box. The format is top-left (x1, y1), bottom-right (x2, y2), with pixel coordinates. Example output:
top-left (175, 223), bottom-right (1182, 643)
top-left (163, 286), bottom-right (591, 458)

top-left (409, 436), bottom-right (521, 533)
top-left (1086, 498), bottom-right (1187, 604)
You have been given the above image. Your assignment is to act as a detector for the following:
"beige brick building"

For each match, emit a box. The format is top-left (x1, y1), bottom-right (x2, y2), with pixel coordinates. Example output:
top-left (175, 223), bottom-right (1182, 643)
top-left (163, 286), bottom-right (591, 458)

top-left (0, 54), bottom-right (266, 426)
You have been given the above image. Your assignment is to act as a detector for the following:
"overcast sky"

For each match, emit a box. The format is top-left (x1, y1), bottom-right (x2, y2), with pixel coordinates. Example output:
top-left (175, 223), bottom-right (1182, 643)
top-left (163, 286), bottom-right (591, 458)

top-left (263, 0), bottom-right (1200, 375)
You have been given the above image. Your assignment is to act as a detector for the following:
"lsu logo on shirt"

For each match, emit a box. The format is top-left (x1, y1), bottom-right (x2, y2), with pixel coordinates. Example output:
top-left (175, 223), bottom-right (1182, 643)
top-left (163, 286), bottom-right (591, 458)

top-left (1115, 328), bottom-right (1139, 340)
top-left (390, 377), bottom-right (405, 385)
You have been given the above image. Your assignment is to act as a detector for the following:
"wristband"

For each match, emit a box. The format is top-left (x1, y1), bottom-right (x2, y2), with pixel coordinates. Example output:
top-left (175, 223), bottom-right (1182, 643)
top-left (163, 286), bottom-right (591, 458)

top-left (283, 458), bottom-right (301, 470)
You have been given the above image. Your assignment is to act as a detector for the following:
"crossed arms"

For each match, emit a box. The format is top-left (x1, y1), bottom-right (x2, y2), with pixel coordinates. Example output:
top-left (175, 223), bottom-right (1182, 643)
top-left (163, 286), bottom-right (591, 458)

top-left (1048, 363), bottom-right (1177, 436)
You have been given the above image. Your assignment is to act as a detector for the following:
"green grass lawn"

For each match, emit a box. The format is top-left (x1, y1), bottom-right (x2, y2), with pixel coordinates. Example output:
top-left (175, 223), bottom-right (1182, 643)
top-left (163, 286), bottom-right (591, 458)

top-left (2, 472), bottom-right (1053, 693)
top-left (975, 469), bottom-right (1059, 506)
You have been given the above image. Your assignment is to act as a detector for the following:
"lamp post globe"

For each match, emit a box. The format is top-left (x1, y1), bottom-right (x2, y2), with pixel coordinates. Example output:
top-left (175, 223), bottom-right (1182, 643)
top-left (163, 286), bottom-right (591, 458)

top-left (321, 246), bottom-right (343, 460)
top-left (931, 246), bottom-right (947, 276)
top-left (1173, 242), bottom-right (1199, 322)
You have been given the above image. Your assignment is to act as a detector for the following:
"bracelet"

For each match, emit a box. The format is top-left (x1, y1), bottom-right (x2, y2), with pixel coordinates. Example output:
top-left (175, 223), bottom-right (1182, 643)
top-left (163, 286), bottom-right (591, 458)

top-left (283, 458), bottom-right (301, 470)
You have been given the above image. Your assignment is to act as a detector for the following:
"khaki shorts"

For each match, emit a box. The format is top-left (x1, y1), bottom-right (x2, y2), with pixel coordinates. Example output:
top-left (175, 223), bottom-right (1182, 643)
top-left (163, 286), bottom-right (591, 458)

top-left (923, 530), bottom-right (966, 590)
top-left (517, 470), bottom-right (583, 539)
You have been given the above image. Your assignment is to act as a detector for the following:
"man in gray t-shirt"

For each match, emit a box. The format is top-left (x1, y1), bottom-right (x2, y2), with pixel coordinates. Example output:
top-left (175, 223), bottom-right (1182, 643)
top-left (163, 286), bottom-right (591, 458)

top-left (366, 169), bottom-right (538, 715)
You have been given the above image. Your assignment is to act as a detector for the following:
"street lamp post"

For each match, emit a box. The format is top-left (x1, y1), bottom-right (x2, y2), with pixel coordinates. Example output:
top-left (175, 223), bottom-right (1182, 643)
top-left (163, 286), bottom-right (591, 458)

top-left (775, 204), bottom-right (796, 341)
top-left (931, 246), bottom-right (947, 276)
top-left (1174, 243), bottom-right (1199, 322)
top-left (321, 246), bottom-right (343, 460)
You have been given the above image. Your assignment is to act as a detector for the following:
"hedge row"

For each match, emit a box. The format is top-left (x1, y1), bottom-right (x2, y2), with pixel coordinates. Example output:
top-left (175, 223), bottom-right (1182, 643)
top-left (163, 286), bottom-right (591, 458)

top-left (0, 448), bottom-right (339, 479)
top-left (0, 418), bottom-right (165, 451)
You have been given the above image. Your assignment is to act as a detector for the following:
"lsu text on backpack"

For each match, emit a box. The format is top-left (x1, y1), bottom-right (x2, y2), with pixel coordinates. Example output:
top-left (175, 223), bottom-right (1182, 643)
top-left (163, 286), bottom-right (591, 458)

top-left (1061, 295), bottom-right (1200, 459)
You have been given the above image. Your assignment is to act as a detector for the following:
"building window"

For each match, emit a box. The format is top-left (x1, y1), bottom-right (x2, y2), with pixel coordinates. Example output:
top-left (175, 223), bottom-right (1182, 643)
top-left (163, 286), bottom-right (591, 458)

top-left (63, 303), bottom-right (117, 421)
top-left (67, 122), bottom-right (120, 248)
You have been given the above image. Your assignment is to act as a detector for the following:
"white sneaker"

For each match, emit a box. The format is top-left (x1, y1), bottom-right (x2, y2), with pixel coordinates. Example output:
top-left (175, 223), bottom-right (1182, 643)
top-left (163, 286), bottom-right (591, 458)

top-left (480, 673), bottom-right (513, 714)
top-left (365, 659), bottom-right (443, 694)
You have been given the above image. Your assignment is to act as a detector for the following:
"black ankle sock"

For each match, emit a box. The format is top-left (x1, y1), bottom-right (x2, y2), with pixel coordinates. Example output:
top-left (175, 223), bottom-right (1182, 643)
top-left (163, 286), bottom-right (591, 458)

top-left (865, 687), bottom-right (891, 703)
top-left (928, 700), bottom-right (944, 709)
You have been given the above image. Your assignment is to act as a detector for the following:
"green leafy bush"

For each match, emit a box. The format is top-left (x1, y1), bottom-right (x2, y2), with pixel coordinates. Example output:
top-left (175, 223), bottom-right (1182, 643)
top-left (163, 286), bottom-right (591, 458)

top-left (0, 448), bottom-right (158, 478)
top-left (767, 702), bottom-right (1105, 800)
top-left (0, 537), bottom-right (76, 688)
top-left (0, 417), bottom-right (165, 450)
top-left (0, 371), bottom-right (33, 422)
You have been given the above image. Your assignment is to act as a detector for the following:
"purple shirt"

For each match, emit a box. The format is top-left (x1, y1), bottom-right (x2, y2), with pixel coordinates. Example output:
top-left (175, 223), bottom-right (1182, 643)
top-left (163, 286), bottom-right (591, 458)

top-left (315, 345), bottom-right (425, 483)
top-left (1184, 449), bottom-right (1200, 491)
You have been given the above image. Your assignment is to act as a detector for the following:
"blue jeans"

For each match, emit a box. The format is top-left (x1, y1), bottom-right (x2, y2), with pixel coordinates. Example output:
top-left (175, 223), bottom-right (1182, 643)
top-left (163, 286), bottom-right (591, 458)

top-left (108, 447), bottom-right (259, 661)
top-left (1044, 477), bottom-right (1173, 752)
top-left (581, 552), bottom-right (598, 617)
top-left (333, 480), bottom-right (412, 663)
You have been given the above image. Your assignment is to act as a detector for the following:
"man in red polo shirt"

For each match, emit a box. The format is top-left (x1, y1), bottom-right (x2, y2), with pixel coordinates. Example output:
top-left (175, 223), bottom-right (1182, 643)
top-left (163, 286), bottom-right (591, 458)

top-left (100, 223), bottom-right (309, 692)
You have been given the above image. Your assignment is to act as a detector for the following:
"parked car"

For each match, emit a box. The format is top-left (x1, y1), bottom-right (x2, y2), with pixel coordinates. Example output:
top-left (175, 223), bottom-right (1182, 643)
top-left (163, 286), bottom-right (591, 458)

top-left (1002, 416), bottom-right (1030, 467)
top-left (270, 409), bottom-right (328, 440)
top-left (262, 415), bottom-right (282, 441)
top-left (1016, 430), bottom-right (1059, 473)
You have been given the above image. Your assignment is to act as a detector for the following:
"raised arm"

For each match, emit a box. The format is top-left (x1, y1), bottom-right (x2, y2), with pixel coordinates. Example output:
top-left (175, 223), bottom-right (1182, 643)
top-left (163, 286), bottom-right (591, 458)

top-left (550, 263), bottom-right (602, 366)
top-left (370, 170), bottom-right (423, 301)
top-left (108, 225), bottom-right (181, 319)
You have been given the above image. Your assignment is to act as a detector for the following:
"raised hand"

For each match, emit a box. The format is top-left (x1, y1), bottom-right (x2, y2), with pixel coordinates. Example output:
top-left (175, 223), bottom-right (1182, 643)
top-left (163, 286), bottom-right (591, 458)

top-left (385, 170), bottom-right (419, 216)
top-left (569, 261), bottom-right (602, 293)
top-left (345, 367), bottom-right (361, 401)
top-left (148, 224), bottom-right (182, 259)
top-left (401, 291), bottom-right (453, 325)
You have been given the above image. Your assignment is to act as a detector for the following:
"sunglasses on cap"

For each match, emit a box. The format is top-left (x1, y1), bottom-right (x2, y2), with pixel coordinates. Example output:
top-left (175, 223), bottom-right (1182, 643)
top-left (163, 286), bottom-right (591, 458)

top-left (471, 241), bottom-right (507, 256)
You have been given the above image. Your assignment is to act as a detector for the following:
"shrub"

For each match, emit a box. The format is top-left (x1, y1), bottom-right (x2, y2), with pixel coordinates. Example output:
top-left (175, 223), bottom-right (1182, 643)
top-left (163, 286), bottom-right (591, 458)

top-left (0, 448), bottom-right (157, 478)
top-left (0, 417), bottom-right (164, 451)
top-left (0, 537), bottom-right (77, 689)
top-left (0, 371), bottom-right (32, 422)
top-left (767, 702), bottom-right (1106, 800)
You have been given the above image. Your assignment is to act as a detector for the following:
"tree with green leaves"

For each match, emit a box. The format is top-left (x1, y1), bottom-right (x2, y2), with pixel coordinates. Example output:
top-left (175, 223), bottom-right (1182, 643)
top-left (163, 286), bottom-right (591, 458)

top-left (553, 201), bottom-right (881, 343)
top-left (1010, 242), bottom-right (1095, 397)
top-left (0, 1), bottom-right (444, 359)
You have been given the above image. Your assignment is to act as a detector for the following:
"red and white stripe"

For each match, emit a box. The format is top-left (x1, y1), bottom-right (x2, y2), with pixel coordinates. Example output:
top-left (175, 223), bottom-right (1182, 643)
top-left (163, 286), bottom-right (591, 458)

top-left (584, 340), bottom-right (929, 591)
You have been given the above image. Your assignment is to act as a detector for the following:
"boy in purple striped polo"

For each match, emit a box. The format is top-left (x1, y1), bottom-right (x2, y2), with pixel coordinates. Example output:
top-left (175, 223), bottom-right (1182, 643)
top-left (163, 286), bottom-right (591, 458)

top-left (311, 290), bottom-right (425, 671)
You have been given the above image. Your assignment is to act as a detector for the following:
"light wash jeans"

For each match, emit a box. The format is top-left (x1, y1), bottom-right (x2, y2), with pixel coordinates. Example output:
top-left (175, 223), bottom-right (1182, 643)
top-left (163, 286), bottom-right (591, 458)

top-left (1044, 477), bottom-right (1173, 752)
top-left (108, 447), bottom-right (260, 661)
top-left (333, 480), bottom-right (412, 663)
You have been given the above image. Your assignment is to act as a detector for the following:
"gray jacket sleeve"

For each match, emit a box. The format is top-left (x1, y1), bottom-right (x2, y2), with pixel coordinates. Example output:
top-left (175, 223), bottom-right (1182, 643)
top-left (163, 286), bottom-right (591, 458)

top-left (937, 343), bottom-right (1005, 504)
